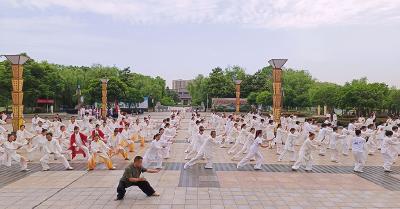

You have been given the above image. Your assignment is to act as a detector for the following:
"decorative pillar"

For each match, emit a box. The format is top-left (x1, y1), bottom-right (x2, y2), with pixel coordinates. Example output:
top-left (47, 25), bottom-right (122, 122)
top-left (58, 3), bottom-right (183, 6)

top-left (317, 105), bottom-right (321, 115)
top-left (268, 59), bottom-right (287, 123)
top-left (100, 79), bottom-right (109, 118)
top-left (234, 80), bottom-right (242, 113)
top-left (4, 55), bottom-right (29, 131)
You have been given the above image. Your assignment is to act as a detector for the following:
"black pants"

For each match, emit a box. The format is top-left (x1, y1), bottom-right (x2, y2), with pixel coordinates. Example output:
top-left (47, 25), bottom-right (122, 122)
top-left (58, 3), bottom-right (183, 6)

top-left (117, 180), bottom-right (155, 199)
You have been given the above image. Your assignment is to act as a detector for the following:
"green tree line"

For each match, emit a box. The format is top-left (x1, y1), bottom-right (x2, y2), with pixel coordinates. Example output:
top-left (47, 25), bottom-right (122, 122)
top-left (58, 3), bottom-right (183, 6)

top-left (188, 66), bottom-right (400, 115)
top-left (0, 56), bottom-right (179, 112)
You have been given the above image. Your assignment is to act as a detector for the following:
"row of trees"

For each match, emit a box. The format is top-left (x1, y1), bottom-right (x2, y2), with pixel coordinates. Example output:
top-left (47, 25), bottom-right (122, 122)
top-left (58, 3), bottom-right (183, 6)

top-left (0, 55), bottom-right (179, 112)
top-left (188, 66), bottom-right (400, 115)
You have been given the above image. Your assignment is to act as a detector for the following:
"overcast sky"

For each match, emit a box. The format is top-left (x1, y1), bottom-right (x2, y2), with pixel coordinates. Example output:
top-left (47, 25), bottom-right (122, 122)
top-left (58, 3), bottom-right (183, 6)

top-left (1, 0), bottom-right (400, 87)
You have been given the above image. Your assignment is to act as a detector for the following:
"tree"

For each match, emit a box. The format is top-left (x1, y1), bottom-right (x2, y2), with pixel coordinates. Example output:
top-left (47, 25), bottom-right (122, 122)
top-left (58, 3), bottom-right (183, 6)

top-left (246, 92), bottom-right (258, 105)
top-left (309, 82), bottom-right (341, 110)
top-left (256, 91), bottom-right (272, 107)
top-left (338, 78), bottom-right (389, 115)
top-left (188, 75), bottom-right (208, 106)
top-left (206, 67), bottom-right (233, 98)
top-left (165, 87), bottom-right (180, 103)
top-left (160, 96), bottom-right (175, 106)
top-left (282, 69), bottom-right (315, 108)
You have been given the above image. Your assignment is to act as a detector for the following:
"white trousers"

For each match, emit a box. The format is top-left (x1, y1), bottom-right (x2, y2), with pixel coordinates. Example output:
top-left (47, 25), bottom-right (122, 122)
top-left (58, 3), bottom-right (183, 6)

top-left (185, 152), bottom-right (213, 168)
top-left (279, 149), bottom-right (296, 161)
top-left (292, 156), bottom-right (313, 170)
top-left (382, 152), bottom-right (395, 171)
top-left (330, 148), bottom-right (339, 161)
top-left (40, 153), bottom-right (70, 170)
top-left (352, 151), bottom-right (365, 172)
top-left (237, 151), bottom-right (263, 169)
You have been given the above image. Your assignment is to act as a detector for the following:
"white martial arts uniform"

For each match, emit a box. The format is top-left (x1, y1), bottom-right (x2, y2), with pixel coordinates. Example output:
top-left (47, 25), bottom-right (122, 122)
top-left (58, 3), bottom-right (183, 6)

top-left (1, 140), bottom-right (28, 170)
top-left (184, 135), bottom-right (221, 169)
top-left (237, 136), bottom-right (264, 170)
top-left (278, 132), bottom-right (299, 162)
top-left (381, 136), bottom-right (400, 171)
top-left (143, 140), bottom-right (164, 169)
top-left (40, 138), bottom-right (72, 171)
top-left (352, 136), bottom-right (367, 172)
top-left (292, 138), bottom-right (319, 171)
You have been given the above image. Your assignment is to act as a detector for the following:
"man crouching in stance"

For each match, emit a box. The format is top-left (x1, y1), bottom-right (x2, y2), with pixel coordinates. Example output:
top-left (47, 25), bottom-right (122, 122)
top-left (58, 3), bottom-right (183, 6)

top-left (115, 156), bottom-right (160, 200)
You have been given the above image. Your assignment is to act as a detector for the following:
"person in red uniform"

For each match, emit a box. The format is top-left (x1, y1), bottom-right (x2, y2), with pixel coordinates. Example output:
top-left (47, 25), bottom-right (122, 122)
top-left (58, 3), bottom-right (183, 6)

top-left (69, 126), bottom-right (90, 159)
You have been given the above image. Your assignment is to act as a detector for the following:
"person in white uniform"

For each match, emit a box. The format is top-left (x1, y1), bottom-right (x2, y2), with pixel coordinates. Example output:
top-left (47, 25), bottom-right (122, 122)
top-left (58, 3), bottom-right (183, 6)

top-left (232, 128), bottom-right (255, 160)
top-left (1, 134), bottom-right (29, 171)
top-left (278, 128), bottom-right (299, 162)
top-left (352, 129), bottom-right (367, 173)
top-left (292, 132), bottom-right (319, 171)
top-left (237, 130), bottom-right (269, 170)
top-left (143, 133), bottom-right (166, 169)
top-left (40, 132), bottom-right (74, 171)
top-left (185, 126), bottom-right (206, 160)
top-left (381, 130), bottom-right (400, 172)
top-left (330, 126), bottom-right (347, 163)
top-left (184, 130), bottom-right (223, 169)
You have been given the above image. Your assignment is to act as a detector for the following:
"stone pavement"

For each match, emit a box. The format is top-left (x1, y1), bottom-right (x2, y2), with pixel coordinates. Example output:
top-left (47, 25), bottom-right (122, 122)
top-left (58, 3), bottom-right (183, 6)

top-left (1, 112), bottom-right (400, 209)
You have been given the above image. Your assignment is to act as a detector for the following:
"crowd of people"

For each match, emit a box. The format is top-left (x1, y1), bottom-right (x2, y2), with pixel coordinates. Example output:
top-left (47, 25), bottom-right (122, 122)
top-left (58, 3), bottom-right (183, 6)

top-left (0, 111), bottom-right (183, 172)
top-left (1, 110), bottom-right (400, 174)
top-left (183, 112), bottom-right (400, 173)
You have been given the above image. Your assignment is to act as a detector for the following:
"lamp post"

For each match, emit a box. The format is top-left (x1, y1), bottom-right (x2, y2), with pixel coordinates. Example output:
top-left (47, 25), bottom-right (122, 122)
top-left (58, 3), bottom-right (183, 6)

top-left (2, 55), bottom-right (29, 131)
top-left (100, 79), bottom-right (109, 118)
top-left (268, 59), bottom-right (287, 123)
top-left (234, 79), bottom-right (242, 113)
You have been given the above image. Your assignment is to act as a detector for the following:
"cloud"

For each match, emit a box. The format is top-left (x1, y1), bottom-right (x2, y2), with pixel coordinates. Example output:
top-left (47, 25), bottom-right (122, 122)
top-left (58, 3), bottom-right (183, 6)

top-left (4, 0), bottom-right (400, 28)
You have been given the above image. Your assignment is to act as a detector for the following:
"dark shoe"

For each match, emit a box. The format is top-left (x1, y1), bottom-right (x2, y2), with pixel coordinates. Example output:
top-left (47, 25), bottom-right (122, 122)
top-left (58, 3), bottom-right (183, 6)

top-left (114, 197), bottom-right (123, 201)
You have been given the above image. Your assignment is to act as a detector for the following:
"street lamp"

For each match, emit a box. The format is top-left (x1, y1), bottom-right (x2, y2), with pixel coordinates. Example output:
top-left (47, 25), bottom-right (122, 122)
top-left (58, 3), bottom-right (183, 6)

top-left (100, 79), bottom-right (109, 118)
top-left (2, 54), bottom-right (30, 131)
top-left (233, 78), bottom-right (242, 113)
top-left (268, 59), bottom-right (287, 123)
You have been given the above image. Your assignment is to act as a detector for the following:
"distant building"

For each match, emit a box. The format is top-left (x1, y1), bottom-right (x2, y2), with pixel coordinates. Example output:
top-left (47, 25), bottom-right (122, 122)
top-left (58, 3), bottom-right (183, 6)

top-left (172, 79), bottom-right (192, 105)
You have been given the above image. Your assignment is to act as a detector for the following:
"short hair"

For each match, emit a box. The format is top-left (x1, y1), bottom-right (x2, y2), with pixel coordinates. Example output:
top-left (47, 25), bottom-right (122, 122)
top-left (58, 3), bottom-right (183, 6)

top-left (134, 156), bottom-right (143, 162)
top-left (355, 129), bottom-right (362, 136)
top-left (46, 132), bottom-right (53, 137)
top-left (42, 129), bottom-right (48, 133)
top-left (74, 126), bottom-right (79, 130)
top-left (385, 130), bottom-right (393, 137)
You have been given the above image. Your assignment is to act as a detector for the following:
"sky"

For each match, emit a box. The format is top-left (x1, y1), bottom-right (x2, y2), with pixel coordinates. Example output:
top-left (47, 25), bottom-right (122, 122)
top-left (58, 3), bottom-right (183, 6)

top-left (1, 0), bottom-right (400, 87)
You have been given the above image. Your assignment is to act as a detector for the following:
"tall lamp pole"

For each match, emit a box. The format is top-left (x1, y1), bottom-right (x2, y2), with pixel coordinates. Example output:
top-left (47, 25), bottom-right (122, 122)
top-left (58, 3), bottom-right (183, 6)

top-left (268, 59), bottom-right (287, 123)
top-left (100, 79), bottom-right (109, 118)
top-left (234, 79), bottom-right (242, 113)
top-left (2, 55), bottom-right (29, 131)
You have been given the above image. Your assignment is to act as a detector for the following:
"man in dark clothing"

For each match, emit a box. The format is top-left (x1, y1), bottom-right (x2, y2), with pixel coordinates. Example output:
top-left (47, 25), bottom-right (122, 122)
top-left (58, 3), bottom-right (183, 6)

top-left (115, 156), bottom-right (160, 200)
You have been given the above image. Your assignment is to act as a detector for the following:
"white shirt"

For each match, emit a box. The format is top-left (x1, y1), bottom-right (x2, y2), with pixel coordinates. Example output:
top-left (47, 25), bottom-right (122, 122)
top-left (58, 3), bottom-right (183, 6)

top-left (352, 136), bottom-right (366, 152)
top-left (250, 137), bottom-right (263, 153)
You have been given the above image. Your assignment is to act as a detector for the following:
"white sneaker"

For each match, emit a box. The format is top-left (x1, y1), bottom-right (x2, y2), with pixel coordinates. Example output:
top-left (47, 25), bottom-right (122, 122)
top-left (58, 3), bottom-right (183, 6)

top-left (183, 164), bottom-right (189, 170)
top-left (66, 167), bottom-right (74, 170)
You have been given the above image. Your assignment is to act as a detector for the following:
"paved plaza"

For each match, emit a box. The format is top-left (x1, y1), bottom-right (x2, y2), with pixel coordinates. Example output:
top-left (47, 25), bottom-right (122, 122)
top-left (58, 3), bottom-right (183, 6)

top-left (1, 112), bottom-right (400, 209)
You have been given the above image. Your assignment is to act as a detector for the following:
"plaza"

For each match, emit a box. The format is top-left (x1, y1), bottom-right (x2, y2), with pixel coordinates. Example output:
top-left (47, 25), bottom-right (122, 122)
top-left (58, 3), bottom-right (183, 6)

top-left (1, 112), bottom-right (399, 209)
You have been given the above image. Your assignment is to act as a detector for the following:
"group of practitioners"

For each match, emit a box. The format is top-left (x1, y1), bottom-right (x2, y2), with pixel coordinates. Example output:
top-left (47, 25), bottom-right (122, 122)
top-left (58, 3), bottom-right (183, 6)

top-left (182, 112), bottom-right (400, 173)
top-left (2, 109), bottom-right (400, 200)
top-left (0, 110), bottom-right (183, 172)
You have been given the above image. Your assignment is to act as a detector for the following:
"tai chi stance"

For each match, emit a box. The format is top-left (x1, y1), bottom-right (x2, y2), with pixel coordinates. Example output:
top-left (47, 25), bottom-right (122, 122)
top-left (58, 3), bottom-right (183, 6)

top-left (116, 156), bottom-right (160, 200)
